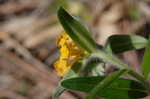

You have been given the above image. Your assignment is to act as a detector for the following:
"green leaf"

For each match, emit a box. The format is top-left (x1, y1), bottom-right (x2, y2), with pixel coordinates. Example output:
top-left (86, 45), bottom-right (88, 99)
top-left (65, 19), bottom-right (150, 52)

top-left (61, 76), bottom-right (148, 99)
top-left (86, 69), bottom-right (128, 99)
top-left (142, 36), bottom-right (150, 79)
top-left (105, 35), bottom-right (147, 54)
top-left (57, 7), bottom-right (97, 53)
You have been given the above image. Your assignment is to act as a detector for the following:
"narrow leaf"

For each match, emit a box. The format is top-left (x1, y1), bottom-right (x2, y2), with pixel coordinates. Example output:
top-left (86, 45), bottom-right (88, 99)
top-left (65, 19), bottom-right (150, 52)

top-left (61, 76), bottom-right (148, 99)
top-left (105, 35), bottom-right (147, 54)
top-left (142, 36), bottom-right (150, 79)
top-left (57, 7), bottom-right (97, 53)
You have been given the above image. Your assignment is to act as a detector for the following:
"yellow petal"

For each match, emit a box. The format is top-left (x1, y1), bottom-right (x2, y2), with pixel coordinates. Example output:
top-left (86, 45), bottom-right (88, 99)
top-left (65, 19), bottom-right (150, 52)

top-left (54, 32), bottom-right (84, 76)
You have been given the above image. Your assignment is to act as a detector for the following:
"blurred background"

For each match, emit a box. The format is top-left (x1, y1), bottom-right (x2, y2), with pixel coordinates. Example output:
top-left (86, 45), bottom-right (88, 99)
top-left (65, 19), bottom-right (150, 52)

top-left (0, 0), bottom-right (150, 99)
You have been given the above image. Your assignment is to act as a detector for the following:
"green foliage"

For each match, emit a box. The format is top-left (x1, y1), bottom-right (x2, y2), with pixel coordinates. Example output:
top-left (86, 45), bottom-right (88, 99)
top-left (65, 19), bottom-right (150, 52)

top-left (86, 69), bottom-right (128, 99)
top-left (61, 76), bottom-right (148, 99)
top-left (58, 7), bottom-right (97, 53)
top-left (142, 37), bottom-right (150, 79)
top-left (105, 34), bottom-right (147, 54)
top-left (53, 7), bottom-right (150, 99)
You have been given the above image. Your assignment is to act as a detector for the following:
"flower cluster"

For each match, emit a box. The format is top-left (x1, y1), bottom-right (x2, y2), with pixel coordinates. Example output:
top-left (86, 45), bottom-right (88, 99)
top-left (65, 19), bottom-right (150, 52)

top-left (54, 32), bottom-right (84, 76)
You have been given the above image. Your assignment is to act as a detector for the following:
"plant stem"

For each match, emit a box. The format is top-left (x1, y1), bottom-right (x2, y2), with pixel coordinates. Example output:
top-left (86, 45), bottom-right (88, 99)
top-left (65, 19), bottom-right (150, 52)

top-left (95, 51), bottom-right (150, 93)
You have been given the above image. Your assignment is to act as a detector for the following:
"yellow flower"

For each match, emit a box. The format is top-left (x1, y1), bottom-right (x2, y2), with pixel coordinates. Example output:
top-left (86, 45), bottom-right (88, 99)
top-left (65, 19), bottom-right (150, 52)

top-left (54, 32), bottom-right (84, 76)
